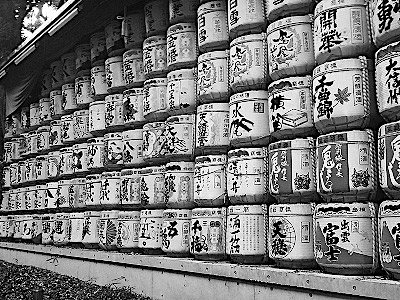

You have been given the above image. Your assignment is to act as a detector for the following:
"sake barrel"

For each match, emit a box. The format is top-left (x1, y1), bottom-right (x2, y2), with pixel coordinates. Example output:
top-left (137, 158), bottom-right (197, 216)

top-left (6, 216), bottom-right (15, 239)
top-left (313, 57), bottom-right (378, 134)
top-left (49, 120), bottom-right (63, 149)
top-left (0, 216), bottom-right (8, 238)
top-left (73, 110), bottom-right (91, 141)
top-left (69, 212), bottom-right (85, 244)
top-left (117, 210), bottom-right (141, 251)
top-left (122, 10), bottom-right (146, 49)
top-left (59, 147), bottom-right (74, 178)
top-left (371, 0), bottom-right (400, 48)
top-left (75, 43), bottom-right (91, 75)
top-left (269, 138), bottom-right (317, 202)
top-left (120, 169), bottom-right (142, 208)
top-left (169, 0), bottom-right (198, 24)
top-left (8, 189), bottom-right (16, 212)
top-left (3, 167), bottom-right (11, 189)
top-left (165, 161), bottom-right (195, 208)
top-left (10, 163), bottom-right (19, 187)
top-left (140, 166), bottom-right (166, 208)
top-left (104, 94), bottom-right (124, 130)
top-left (197, 50), bottom-right (229, 103)
top-left (139, 209), bottom-right (164, 254)
top-left (35, 184), bottom-right (47, 211)
top-left (19, 187), bottom-right (28, 210)
top-left (88, 100), bottom-right (106, 135)
top-left (378, 200), bottom-right (400, 279)
top-left (268, 76), bottom-right (316, 139)
top-left (14, 188), bottom-right (23, 211)
top-left (267, 15), bottom-right (314, 81)
top-left (269, 203), bottom-right (317, 268)
top-left (314, 202), bottom-right (378, 275)
top-left (29, 102), bottom-right (40, 129)
top-left (50, 89), bottom-right (64, 119)
top-left (91, 66), bottom-right (108, 99)
top-left (82, 211), bottom-right (101, 248)
top-left (20, 106), bottom-right (30, 132)
top-left (10, 138), bottom-right (21, 162)
top-left (57, 179), bottom-right (74, 209)
top-left (25, 186), bottom-right (36, 211)
top-left (100, 171), bottom-right (121, 207)
top-left (227, 148), bottom-right (269, 204)
top-left (143, 35), bottom-right (168, 78)
top-left (16, 161), bottom-right (25, 184)
top-left (46, 182), bottom-right (58, 210)
top-left (75, 75), bottom-right (94, 107)
top-left (90, 31), bottom-right (107, 66)
top-left (228, 0), bottom-right (266, 38)
top-left (229, 90), bottom-right (271, 146)
top-left (11, 113), bottom-right (21, 137)
top-left (266, 0), bottom-right (314, 21)
top-left (13, 137), bottom-right (23, 161)
top-left (4, 141), bottom-right (12, 163)
top-left (47, 151), bottom-right (61, 179)
top-left (195, 103), bottom-right (230, 155)
top-left (165, 114), bottom-right (195, 159)
top-left (313, 0), bottom-right (372, 65)
top-left (105, 56), bottom-right (125, 93)
top-left (53, 213), bottom-right (70, 245)
top-left (85, 174), bottom-right (102, 207)
top-left (25, 158), bottom-right (36, 183)
top-left (41, 69), bottom-right (52, 97)
top-left (61, 52), bottom-right (77, 83)
top-left (21, 215), bottom-right (33, 242)
top-left (19, 134), bottom-right (29, 157)
top-left (166, 68), bottom-right (196, 115)
top-left (41, 214), bottom-right (55, 244)
top-left (122, 129), bottom-right (144, 167)
top-left (37, 126), bottom-right (50, 153)
top-left (51, 60), bottom-right (64, 89)
top-left (87, 137), bottom-right (105, 171)
top-left (375, 41), bottom-right (400, 122)
top-left (28, 131), bottom-right (38, 156)
top-left (61, 83), bottom-right (77, 113)
top-left (1, 191), bottom-right (10, 212)
top-left (197, 1), bottom-right (229, 52)
top-left (39, 97), bottom-right (51, 125)
top-left (190, 207), bottom-right (227, 260)
top-left (143, 77), bottom-right (168, 121)
top-left (230, 33), bottom-right (268, 92)
top-left (123, 88), bottom-right (145, 127)
top-left (142, 121), bottom-right (167, 161)
top-left (144, 0), bottom-right (169, 37)
top-left (316, 130), bottom-right (378, 202)
top-left (98, 210), bottom-right (119, 250)
top-left (161, 209), bottom-right (191, 256)
top-left (167, 23), bottom-right (198, 70)
top-left (122, 49), bottom-right (146, 88)
top-left (35, 155), bottom-right (48, 182)
top-left (227, 205), bottom-right (268, 264)
top-left (32, 215), bottom-right (43, 243)
top-left (61, 114), bottom-right (74, 144)
top-left (13, 215), bottom-right (23, 240)
top-left (194, 155), bottom-right (227, 207)
top-left (4, 116), bottom-right (13, 140)
top-left (104, 132), bottom-right (124, 168)
top-left (72, 143), bottom-right (89, 175)
top-left (378, 121), bottom-right (400, 199)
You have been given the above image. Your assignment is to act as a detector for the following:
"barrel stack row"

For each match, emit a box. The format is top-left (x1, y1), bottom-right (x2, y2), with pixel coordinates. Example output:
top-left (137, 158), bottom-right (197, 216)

top-left (4, 0), bottom-right (400, 280)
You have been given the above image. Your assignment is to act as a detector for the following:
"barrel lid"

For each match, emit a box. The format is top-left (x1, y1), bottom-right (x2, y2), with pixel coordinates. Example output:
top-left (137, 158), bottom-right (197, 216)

top-left (192, 207), bottom-right (226, 217)
top-left (123, 49), bottom-right (143, 59)
top-left (267, 15), bottom-right (312, 35)
top-left (376, 41), bottom-right (400, 64)
top-left (316, 129), bottom-right (373, 145)
top-left (84, 210), bottom-right (102, 217)
top-left (313, 57), bottom-right (365, 78)
top-left (123, 88), bottom-right (144, 96)
top-left (91, 65), bottom-right (105, 72)
top-left (39, 97), bottom-right (50, 103)
top-left (89, 100), bottom-right (105, 106)
top-left (73, 110), bottom-right (89, 116)
top-left (101, 210), bottom-right (120, 218)
top-left (50, 89), bottom-right (62, 95)
top-left (30, 102), bottom-right (39, 108)
top-left (315, 0), bottom-right (367, 15)
top-left (104, 132), bottom-right (122, 139)
top-left (197, 102), bottom-right (229, 112)
top-left (167, 68), bottom-right (195, 80)
top-left (379, 200), bottom-right (400, 216)
top-left (163, 209), bottom-right (192, 219)
top-left (230, 33), bottom-right (266, 47)
top-left (61, 114), bottom-right (73, 121)
top-left (228, 147), bottom-right (265, 160)
top-left (229, 90), bottom-right (268, 103)
top-left (105, 56), bottom-right (123, 64)
top-left (122, 129), bottom-right (143, 140)
top-left (166, 114), bottom-right (195, 124)
top-left (378, 120), bottom-right (400, 138)
top-left (118, 210), bottom-right (141, 219)
top-left (167, 23), bottom-right (196, 35)
top-left (70, 212), bottom-right (85, 219)
top-left (46, 182), bottom-right (59, 188)
top-left (75, 76), bottom-right (91, 82)
top-left (198, 50), bottom-right (228, 61)
top-left (101, 171), bottom-right (121, 177)
top-left (195, 154), bottom-right (227, 165)
top-left (270, 203), bottom-right (313, 216)
top-left (121, 168), bottom-right (141, 176)
top-left (315, 202), bottom-right (375, 218)
top-left (105, 94), bottom-right (123, 102)
top-left (140, 209), bottom-right (164, 218)
top-left (62, 83), bottom-right (75, 89)
top-left (166, 161), bottom-right (195, 172)
top-left (269, 137), bottom-right (315, 151)
top-left (144, 77), bottom-right (168, 86)
top-left (228, 205), bottom-right (265, 215)
top-left (268, 76), bottom-right (312, 94)
top-left (143, 35), bottom-right (167, 48)
top-left (198, 0), bottom-right (226, 14)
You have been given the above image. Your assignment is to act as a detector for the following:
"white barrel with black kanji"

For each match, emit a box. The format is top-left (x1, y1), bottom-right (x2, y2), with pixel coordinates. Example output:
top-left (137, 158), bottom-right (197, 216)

top-left (139, 209), bottom-right (164, 253)
top-left (29, 102), bottom-right (40, 130)
top-left (61, 83), bottom-right (77, 113)
top-left (117, 210), bottom-right (141, 250)
top-left (61, 114), bottom-right (75, 144)
top-left (37, 126), bottom-right (50, 153)
top-left (41, 214), bottom-right (55, 244)
top-left (265, 0), bottom-right (314, 22)
top-left (140, 166), bottom-right (166, 209)
top-left (143, 36), bottom-right (168, 78)
top-left (57, 179), bottom-right (74, 209)
top-left (123, 88), bottom-right (145, 127)
top-left (98, 210), bottom-right (119, 250)
top-left (122, 49), bottom-right (146, 88)
top-left (169, 0), bottom-right (198, 24)
top-left (90, 66), bottom-right (108, 99)
top-left (88, 100), bottom-right (106, 135)
top-left (162, 209), bottom-right (192, 256)
top-left (75, 75), bottom-right (94, 107)
top-left (20, 106), bottom-right (30, 132)
top-left (143, 77), bottom-right (168, 122)
top-left (69, 212), bottom-right (85, 244)
top-left (50, 89), bottom-right (64, 119)
top-left (144, 0), bottom-right (169, 37)
top-left (49, 120), bottom-right (63, 149)
top-left (120, 169), bottom-right (142, 208)
top-left (85, 174), bottom-right (102, 207)
top-left (87, 137), bottom-right (105, 171)
top-left (53, 213), bottom-right (70, 245)
top-left (122, 129), bottom-right (144, 167)
top-left (61, 52), bottom-right (77, 83)
top-left (165, 161), bottom-right (195, 209)
top-left (104, 132), bottom-right (124, 169)
top-left (105, 56), bottom-right (125, 93)
top-left (371, 0), bottom-right (400, 48)
top-left (82, 211), bottom-right (101, 248)
top-left (75, 43), bottom-right (91, 75)
top-left (46, 182), bottom-right (58, 209)
top-left (100, 171), bottom-right (121, 207)
top-left (59, 147), bottom-right (74, 178)
top-left (167, 23), bottom-right (198, 70)
top-left (104, 94), bottom-right (124, 130)
top-left (122, 9), bottom-right (146, 49)
top-left (39, 97), bottom-right (52, 125)
top-left (142, 121), bottom-right (167, 162)
top-left (228, 0), bottom-right (266, 38)
top-left (105, 20), bottom-right (125, 57)
top-left (165, 114), bottom-right (195, 159)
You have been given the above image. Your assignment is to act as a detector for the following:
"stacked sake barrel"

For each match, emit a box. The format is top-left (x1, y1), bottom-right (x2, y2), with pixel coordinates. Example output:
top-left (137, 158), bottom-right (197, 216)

top-left (370, 2), bottom-right (400, 279)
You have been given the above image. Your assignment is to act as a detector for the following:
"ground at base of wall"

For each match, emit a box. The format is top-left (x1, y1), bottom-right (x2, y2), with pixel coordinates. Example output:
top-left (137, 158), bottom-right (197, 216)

top-left (0, 260), bottom-right (152, 300)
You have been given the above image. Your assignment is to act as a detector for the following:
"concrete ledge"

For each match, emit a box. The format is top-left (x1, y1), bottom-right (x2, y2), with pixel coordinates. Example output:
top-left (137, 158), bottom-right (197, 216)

top-left (0, 242), bottom-right (398, 300)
